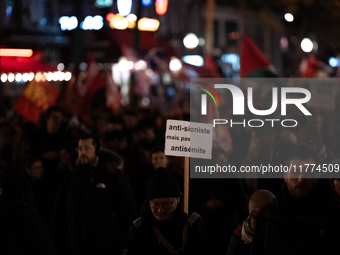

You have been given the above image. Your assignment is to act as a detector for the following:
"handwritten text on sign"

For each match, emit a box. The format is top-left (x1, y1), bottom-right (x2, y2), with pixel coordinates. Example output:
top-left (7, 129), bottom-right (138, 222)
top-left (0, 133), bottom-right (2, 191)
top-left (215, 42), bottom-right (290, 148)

top-left (165, 120), bottom-right (213, 159)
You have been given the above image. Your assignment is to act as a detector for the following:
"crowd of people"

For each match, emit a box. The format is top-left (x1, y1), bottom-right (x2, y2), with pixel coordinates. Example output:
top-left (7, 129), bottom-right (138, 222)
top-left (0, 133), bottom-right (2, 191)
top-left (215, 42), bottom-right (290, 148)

top-left (1, 87), bottom-right (340, 255)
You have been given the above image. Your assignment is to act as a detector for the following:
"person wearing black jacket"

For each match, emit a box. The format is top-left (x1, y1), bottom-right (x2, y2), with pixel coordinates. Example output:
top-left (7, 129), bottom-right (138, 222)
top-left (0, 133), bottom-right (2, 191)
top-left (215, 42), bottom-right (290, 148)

top-left (52, 133), bottom-right (136, 255)
top-left (250, 146), bottom-right (340, 255)
top-left (124, 167), bottom-right (206, 255)
top-left (0, 165), bottom-right (57, 255)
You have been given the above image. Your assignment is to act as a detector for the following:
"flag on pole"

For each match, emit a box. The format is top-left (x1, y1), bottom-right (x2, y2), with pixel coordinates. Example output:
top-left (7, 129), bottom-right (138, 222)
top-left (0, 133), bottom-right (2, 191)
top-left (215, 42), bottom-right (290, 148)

top-left (57, 69), bottom-right (82, 116)
top-left (14, 80), bottom-right (60, 123)
top-left (240, 34), bottom-right (277, 78)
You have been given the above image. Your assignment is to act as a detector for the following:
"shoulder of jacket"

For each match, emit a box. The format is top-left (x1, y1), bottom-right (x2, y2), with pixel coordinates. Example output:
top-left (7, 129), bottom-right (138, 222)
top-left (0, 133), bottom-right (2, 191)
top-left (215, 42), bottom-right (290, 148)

top-left (188, 212), bottom-right (202, 227)
top-left (101, 149), bottom-right (124, 175)
top-left (133, 217), bottom-right (143, 229)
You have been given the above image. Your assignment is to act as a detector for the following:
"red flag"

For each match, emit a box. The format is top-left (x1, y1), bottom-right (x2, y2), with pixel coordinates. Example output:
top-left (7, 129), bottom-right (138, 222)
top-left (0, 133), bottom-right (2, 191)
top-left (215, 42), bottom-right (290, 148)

top-left (74, 54), bottom-right (106, 124)
top-left (299, 56), bottom-right (319, 78)
top-left (204, 54), bottom-right (220, 73)
top-left (106, 70), bottom-right (121, 115)
top-left (240, 34), bottom-right (271, 78)
top-left (77, 70), bottom-right (106, 124)
top-left (14, 80), bottom-right (60, 123)
top-left (57, 69), bottom-right (83, 116)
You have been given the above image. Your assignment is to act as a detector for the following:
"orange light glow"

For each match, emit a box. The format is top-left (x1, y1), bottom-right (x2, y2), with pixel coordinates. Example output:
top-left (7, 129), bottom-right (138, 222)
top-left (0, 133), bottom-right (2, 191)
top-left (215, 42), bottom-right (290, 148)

top-left (155, 0), bottom-right (168, 15)
top-left (106, 13), bottom-right (115, 22)
top-left (0, 48), bottom-right (33, 57)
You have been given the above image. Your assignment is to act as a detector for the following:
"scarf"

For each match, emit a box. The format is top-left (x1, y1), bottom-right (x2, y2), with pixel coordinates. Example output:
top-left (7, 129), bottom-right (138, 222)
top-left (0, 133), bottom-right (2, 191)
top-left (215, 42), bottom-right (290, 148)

top-left (241, 214), bottom-right (255, 244)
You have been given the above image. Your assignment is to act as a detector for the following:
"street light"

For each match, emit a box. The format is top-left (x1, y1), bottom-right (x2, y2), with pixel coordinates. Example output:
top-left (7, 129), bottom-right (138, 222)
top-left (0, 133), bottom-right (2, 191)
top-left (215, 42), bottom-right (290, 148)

top-left (183, 33), bottom-right (199, 49)
top-left (301, 38), bottom-right (313, 53)
top-left (284, 13), bottom-right (294, 22)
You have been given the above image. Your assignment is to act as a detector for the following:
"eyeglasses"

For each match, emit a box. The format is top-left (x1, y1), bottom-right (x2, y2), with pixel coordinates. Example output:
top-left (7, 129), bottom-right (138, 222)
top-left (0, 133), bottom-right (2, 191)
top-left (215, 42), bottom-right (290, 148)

top-left (149, 199), bottom-right (176, 209)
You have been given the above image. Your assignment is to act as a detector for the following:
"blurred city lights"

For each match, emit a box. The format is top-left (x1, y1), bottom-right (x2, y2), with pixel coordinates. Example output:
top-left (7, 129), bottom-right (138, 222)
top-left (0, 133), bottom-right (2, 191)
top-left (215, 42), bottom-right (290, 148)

top-left (79, 62), bottom-right (87, 71)
top-left (59, 16), bottom-right (78, 31)
top-left (35, 72), bottom-right (43, 82)
top-left (284, 13), bottom-right (294, 22)
top-left (108, 14), bottom-right (158, 31)
top-left (28, 73), bottom-right (34, 81)
top-left (64, 72), bottom-right (72, 81)
top-left (280, 37), bottom-right (289, 50)
top-left (183, 33), bottom-right (199, 49)
top-left (52, 72), bottom-right (59, 81)
top-left (198, 38), bottom-right (205, 46)
top-left (169, 58), bottom-right (182, 71)
top-left (23, 73), bottom-right (29, 82)
top-left (15, 73), bottom-right (22, 82)
top-left (155, 0), bottom-right (168, 15)
top-left (138, 18), bottom-right (160, 31)
top-left (58, 72), bottom-right (65, 81)
top-left (141, 97), bottom-right (150, 106)
top-left (46, 72), bottom-right (53, 81)
top-left (117, 0), bottom-right (132, 17)
top-left (8, 73), bottom-right (15, 82)
top-left (81, 16), bottom-right (104, 30)
top-left (96, 0), bottom-right (113, 8)
top-left (0, 48), bottom-right (33, 57)
top-left (221, 53), bottom-right (240, 71)
top-left (142, 0), bottom-right (152, 6)
top-left (109, 14), bottom-right (130, 30)
top-left (228, 31), bottom-right (239, 40)
top-left (1, 74), bottom-right (7, 83)
top-left (329, 57), bottom-right (339, 68)
top-left (135, 60), bottom-right (148, 70)
top-left (118, 57), bottom-right (134, 71)
top-left (106, 13), bottom-right (115, 22)
top-left (57, 63), bottom-right (65, 71)
top-left (182, 55), bottom-right (204, 67)
top-left (301, 38), bottom-right (313, 53)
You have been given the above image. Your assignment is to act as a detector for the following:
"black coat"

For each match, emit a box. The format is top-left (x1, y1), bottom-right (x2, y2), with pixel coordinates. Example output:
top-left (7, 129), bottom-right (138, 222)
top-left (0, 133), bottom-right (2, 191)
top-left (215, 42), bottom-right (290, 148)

top-left (226, 225), bottom-right (251, 255)
top-left (125, 199), bottom-right (206, 255)
top-left (0, 191), bottom-right (57, 255)
top-left (52, 149), bottom-right (137, 255)
top-left (250, 180), bottom-right (340, 255)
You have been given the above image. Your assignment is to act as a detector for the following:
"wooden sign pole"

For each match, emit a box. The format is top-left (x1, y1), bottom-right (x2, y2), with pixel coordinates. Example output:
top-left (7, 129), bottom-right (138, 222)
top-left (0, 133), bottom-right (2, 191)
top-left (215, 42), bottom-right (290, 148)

top-left (182, 156), bottom-right (189, 251)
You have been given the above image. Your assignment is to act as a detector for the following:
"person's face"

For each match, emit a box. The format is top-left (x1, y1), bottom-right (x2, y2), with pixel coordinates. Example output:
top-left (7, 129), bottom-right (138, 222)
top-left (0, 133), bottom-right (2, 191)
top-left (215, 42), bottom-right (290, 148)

top-left (284, 158), bottom-right (319, 199)
top-left (78, 139), bottom-right (98, 167)
top-left (150, 197), bottom-right (180, 221)
top-left (47, 111), bottom-right (62, 134)
top-left (60, 149), bottom-right (73, 166)
top-left (27, 160), bottom-right (44, 180)
top-left (151, 151), bottom-right (168, 169)
top-left (333, 179), bottom-right (340, 196)
top-left (250, 208), bottom-right (259, 228)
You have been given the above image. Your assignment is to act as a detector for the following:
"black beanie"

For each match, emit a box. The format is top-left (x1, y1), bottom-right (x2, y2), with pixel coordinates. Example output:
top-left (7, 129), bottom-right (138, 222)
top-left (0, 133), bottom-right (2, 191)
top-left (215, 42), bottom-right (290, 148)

top-left (147, 167), bottom-right (181, 200)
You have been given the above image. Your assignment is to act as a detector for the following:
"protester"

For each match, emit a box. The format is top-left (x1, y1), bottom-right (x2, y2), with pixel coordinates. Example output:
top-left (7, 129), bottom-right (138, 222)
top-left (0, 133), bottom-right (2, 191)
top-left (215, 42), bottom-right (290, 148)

top-left (0, 165), bottom-right (58, 254)
top-left (124, 167), bottom-right (206, 255)
top-left (250, 146), bottom-right (340, 255)
top-left (226, 189), bottom-right (275, 255)
top-left (52, 133), bottom-right (136, 255)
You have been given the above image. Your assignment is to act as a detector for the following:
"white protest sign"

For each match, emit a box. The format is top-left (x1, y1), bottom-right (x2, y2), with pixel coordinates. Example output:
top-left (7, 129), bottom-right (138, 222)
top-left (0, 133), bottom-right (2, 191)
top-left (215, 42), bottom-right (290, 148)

top-left (164, 119), bottom-right (213, 159)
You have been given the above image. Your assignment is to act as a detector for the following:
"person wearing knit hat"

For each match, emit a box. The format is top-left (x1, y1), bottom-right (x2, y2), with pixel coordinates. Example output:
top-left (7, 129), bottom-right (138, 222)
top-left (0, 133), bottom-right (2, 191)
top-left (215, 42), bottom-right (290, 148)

top-left (226, 190), bottom-right (275, 255)
top-left (124, 167), bottom-right (206, 255)
top-left (146, 167), bottom-right (182, 221)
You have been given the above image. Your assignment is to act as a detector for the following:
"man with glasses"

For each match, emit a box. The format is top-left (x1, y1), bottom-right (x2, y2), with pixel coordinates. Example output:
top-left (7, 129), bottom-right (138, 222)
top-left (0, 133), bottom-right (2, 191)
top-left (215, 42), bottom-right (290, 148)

top-left (250, 146), bottom-right (340, 255)
top-left (124, 167), bottom-right (206, 255)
